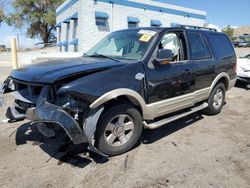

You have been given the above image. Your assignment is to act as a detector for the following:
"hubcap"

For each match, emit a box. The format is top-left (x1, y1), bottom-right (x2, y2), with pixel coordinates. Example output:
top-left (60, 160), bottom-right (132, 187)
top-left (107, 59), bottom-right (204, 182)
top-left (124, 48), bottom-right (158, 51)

top-left (213, 88), bottom-right (223, 109)
top-left (104, 114), bottom-right (134, 147)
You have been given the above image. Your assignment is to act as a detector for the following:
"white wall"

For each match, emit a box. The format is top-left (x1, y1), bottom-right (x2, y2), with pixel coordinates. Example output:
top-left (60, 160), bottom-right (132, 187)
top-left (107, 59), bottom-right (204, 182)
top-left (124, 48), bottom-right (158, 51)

top-left (57, 0), bottom-right (206, 53)
top-left (56, 0), bottom-right (81, 52)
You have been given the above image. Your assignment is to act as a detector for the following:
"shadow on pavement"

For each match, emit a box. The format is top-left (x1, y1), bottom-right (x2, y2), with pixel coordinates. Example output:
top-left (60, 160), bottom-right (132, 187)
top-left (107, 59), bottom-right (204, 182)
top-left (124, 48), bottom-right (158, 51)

top-left (14, 112), bottom-right (204, 167)
top-left (15, 122), bottom-right (108, 168)
top-left (142, 112), bottom-right (204, 144)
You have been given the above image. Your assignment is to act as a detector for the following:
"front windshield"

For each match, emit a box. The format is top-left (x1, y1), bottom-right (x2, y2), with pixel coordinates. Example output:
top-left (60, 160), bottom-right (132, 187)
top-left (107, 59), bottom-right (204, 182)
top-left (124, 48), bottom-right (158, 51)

top-left (86, 29), bottom-right (157, 60)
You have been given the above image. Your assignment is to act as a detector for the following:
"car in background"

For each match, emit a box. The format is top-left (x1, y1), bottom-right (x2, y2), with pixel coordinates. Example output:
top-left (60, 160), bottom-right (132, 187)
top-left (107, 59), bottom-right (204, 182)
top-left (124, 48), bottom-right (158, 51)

top-left (238, 41), bottom-right (250, 48)
top-left (232, 41), bottom-right (240, 47)
top-left (237, 54), bottom-right (250, 86)
top-left (0, 45), bottom-right (7, 52)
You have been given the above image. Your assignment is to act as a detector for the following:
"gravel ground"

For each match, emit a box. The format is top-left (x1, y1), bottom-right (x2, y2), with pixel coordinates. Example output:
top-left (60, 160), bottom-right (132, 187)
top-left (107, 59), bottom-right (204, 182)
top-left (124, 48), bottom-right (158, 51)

top-left (0, 53), bottom-right (250, 188)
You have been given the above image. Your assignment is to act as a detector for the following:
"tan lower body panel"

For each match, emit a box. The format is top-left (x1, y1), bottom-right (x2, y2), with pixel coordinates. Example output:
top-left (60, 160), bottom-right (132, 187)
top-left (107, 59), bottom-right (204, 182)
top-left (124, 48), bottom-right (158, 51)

top-left (145, 87), bottom-right (210, 119)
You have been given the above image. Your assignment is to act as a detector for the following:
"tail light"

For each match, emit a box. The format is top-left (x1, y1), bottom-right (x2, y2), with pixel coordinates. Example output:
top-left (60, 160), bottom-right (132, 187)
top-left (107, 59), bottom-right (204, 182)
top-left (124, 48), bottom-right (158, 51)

top-left (233, 61), bottom-right (237, 73)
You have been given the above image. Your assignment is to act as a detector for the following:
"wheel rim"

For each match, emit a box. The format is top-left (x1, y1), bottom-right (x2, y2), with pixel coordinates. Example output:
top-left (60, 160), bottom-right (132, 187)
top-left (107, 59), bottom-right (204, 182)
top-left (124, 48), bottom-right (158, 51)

top-left (104, 114), bottom-right (135, 147)
top-left (213, 88), bottom-right (223, 109)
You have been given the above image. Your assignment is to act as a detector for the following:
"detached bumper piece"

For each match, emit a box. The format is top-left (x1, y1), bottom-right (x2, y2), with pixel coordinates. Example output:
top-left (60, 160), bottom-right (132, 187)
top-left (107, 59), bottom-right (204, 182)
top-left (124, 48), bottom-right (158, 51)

top-left (6, 106), bottom-right (26, 121)
top-left (6, 99), bottom-right (35, 122)
top-left (26, 102), bottom-right (86, 145)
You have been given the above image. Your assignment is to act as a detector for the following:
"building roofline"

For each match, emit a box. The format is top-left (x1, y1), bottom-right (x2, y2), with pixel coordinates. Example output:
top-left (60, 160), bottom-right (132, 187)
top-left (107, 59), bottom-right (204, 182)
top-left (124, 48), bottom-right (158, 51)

top-left (56, 0), bottom-right (207, 20)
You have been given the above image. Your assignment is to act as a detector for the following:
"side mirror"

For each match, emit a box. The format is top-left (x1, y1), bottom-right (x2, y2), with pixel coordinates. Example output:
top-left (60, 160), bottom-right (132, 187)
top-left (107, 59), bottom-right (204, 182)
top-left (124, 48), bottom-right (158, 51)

top-left (154, 49), bottom-right (173, 66)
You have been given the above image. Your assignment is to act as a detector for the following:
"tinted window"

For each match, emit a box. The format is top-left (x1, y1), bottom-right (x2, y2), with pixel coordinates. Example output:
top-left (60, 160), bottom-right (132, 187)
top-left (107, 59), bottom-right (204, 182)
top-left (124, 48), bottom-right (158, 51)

top-left (187, 32), bottom-right (212, 60)
top-left (209, 34), bottom-right (235, 59)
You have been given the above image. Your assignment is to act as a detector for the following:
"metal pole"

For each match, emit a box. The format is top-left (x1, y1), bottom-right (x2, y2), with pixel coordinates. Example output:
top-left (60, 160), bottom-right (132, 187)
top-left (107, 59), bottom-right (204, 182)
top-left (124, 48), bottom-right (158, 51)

top-left (10, 38), bottom-right (19, 69)
top-left (17, 34), bottom-right (20, 50)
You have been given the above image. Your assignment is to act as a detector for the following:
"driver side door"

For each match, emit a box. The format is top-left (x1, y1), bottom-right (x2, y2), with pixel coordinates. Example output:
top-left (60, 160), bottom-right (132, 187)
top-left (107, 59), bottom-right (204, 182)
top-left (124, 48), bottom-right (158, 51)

top-left (145, 30), bottom-right (196, 116)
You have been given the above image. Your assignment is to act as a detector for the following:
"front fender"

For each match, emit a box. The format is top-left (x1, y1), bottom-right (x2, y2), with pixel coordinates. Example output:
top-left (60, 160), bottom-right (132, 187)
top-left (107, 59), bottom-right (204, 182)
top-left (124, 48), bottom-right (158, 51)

top-left (57, 62), bottom-right (145, 104)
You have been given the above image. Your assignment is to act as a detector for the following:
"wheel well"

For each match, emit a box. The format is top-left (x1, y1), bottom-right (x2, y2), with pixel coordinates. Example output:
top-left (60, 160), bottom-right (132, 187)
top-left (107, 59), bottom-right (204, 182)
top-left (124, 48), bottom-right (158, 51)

top-left (102, 96), bottom-right (143, 115)
top-left (217, 77), bottom-right (229, 90)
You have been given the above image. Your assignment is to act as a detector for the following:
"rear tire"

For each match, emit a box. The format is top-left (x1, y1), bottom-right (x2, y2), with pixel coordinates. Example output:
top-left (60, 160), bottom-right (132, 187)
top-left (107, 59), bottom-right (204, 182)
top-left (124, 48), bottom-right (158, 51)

top-left (203, 83), bottom-right (226, 115)
top-left (95, 104), bottom-right (143, 156)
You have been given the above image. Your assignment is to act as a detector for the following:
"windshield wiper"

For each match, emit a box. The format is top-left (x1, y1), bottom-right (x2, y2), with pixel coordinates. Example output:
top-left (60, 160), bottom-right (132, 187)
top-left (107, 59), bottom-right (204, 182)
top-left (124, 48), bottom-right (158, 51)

top-left (87, 54), bottom-right (120, 62)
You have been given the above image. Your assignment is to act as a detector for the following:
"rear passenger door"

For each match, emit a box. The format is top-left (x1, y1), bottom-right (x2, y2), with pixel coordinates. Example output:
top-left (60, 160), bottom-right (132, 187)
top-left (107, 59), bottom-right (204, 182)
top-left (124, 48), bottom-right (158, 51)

top-left (186, 31), bottom-right (215, 90)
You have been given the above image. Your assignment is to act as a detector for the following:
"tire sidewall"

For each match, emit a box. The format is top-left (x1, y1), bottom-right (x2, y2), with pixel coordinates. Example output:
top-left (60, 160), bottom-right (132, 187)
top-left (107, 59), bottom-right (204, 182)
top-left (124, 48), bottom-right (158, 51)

top-left (207, 83), bottom-right (226, 115)
top-left (95, 104), bottom-right (143, 156)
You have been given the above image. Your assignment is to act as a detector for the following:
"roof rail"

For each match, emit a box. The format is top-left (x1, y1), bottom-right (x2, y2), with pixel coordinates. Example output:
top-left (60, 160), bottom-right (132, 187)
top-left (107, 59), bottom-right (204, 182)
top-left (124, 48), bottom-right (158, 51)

top-left (177, 24), bottom-right (218, 32)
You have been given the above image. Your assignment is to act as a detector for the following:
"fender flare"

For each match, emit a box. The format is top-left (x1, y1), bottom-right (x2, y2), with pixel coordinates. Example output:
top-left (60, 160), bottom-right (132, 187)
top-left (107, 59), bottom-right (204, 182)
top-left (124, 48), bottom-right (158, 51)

top-left (89, 89), bottom-right (151, 119)
top-left (208, 72), bottom-right (230, 97)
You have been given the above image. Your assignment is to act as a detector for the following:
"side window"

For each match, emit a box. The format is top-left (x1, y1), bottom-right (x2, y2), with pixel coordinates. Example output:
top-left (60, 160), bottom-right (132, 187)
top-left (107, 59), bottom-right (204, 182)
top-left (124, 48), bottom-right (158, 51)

top-left (187, 32), bottom-right (212, 60)
top-left (96, 18), bottom-right (107, 26)
top-left (160, 33), bottom-right (181, 62)
top-left (128, 22), bottom-right (138, 29)
top-left (209, 34), bottom-right (235, 59)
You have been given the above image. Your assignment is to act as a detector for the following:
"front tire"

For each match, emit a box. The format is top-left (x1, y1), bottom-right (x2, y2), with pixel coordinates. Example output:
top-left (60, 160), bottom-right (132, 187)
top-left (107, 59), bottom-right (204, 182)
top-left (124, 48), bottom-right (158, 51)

top-left (95, 104), bottom-right (143, 156)
top-left (204, 83), bottom-right (226, 115)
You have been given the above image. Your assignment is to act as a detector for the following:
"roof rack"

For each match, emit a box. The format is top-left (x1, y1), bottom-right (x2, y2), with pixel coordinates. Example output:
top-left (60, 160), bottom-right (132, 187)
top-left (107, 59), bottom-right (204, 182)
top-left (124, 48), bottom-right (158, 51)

top-left (176, 24), bottom-right (218, 32)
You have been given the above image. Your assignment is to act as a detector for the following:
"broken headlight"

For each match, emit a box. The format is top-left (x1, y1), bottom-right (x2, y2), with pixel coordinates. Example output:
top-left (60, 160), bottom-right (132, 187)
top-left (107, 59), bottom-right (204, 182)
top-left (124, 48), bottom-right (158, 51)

top-left (56, 94), bottom-right (89, 113)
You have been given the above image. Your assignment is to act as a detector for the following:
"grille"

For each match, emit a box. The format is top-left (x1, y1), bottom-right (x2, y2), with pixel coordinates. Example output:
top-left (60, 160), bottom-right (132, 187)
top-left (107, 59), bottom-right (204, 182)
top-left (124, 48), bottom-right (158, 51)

top-left (12, 78), bottom-right (47, 104)
top-left (14, 80), bottom-right (43, 97)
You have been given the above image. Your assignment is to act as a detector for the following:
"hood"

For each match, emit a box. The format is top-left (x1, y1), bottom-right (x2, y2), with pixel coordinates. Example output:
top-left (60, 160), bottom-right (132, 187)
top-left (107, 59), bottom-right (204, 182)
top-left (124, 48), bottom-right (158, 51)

top-left (10, 57), bottom-right (124, 84)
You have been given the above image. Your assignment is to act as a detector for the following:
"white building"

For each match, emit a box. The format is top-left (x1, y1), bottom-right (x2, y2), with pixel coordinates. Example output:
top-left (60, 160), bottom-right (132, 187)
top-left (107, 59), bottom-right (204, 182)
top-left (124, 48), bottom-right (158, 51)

top-left (56, 0), bottom-right (207, 52)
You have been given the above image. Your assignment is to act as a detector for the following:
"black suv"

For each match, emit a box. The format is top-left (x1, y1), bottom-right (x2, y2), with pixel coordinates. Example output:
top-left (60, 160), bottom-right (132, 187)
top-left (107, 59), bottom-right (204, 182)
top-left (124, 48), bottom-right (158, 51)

top-left (2, 26), bottom-right (237, 156)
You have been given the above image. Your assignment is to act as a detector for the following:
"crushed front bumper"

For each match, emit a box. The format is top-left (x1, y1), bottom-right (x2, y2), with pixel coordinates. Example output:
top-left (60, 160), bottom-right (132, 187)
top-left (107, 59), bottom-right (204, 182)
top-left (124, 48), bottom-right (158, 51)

top-left (26, 102), bottom-right (86, 144)
top-left (26, 86), bottom-right (106, 156)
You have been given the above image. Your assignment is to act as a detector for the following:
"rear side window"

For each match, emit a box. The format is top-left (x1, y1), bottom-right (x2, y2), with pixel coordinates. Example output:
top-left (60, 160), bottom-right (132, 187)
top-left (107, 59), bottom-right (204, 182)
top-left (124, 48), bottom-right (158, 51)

top-left (187, 32), bottom-right (212, 60)
top-left (208, 34), bottom-right (235, 59)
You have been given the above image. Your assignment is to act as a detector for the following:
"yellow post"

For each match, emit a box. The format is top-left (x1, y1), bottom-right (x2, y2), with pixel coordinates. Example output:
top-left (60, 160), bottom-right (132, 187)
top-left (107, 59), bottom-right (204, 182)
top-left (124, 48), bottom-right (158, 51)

top-left (10, 38), bottom-right (19, 69)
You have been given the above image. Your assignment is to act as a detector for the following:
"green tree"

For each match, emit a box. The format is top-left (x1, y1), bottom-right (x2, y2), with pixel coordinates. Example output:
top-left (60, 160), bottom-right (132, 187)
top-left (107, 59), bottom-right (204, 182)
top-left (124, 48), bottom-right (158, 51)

top-left (0, 0), bottom-right (7, 24)
top-left (222, 25), bottom-right (237, 41)
top-left (0, 8), bottom-right (3, 23)
top-left (6, 0), bottom-right (64, 46)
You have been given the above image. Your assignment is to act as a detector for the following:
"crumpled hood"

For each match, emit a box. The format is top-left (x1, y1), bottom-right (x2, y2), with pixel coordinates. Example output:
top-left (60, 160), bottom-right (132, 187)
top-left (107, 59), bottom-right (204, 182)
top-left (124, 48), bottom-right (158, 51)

top-left (10, 57), bottom-right (124, 83)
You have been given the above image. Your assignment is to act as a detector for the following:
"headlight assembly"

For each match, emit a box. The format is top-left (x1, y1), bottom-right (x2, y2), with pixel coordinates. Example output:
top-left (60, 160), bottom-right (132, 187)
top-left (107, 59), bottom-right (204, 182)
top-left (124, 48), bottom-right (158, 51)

top-left (56, 94), bottom-right (88, 113)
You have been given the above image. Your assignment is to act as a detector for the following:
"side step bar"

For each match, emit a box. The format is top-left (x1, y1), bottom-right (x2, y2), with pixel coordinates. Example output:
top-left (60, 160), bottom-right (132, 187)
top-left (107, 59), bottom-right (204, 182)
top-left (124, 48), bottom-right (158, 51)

top-left (143, 102), bottom-right (208, 130)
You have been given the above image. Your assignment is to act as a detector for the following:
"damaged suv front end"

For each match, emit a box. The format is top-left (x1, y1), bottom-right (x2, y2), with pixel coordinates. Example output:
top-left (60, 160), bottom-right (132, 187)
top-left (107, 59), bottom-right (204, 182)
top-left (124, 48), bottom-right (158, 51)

top-left (2, 28), bottom-right (156, 156)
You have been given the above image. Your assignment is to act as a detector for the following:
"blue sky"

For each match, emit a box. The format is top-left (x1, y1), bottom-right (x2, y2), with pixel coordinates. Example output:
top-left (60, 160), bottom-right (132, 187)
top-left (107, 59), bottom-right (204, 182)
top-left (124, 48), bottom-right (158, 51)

top-left (156, 0), bottom-right (250, 26)
top-left (0, 0), bottom-right (250, 47)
